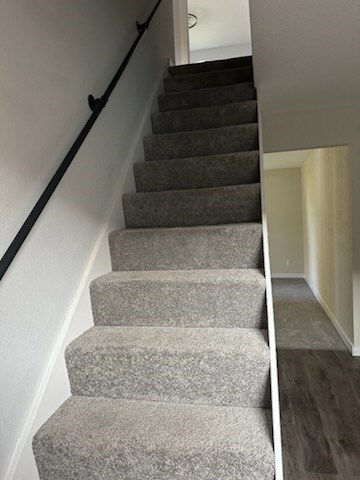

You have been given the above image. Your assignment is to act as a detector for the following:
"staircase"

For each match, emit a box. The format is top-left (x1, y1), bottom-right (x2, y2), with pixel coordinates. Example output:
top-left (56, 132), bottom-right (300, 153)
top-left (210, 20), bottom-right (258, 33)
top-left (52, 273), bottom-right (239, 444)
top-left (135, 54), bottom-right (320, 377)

top-left (33, 56), bottom-right (275, 479)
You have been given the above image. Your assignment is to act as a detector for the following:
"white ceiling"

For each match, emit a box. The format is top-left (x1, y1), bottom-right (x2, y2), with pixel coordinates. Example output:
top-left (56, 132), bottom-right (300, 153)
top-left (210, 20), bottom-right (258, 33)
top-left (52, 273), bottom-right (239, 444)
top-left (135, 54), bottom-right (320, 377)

top-left (250, 0), bottom-right (360, 115)
top-left (188, 0), bottom-right (252, 52)
top-left (264, 150), bottom-right (313, 170)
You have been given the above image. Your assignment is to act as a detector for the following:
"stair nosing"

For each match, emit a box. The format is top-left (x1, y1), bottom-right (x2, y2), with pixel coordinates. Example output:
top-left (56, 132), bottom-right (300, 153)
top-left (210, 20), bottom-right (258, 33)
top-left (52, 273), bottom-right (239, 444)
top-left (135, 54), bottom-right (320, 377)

top-left (123, 182), bottom-right (260, 200)
top-left (92, 267), bottom-right (266, 285)
top-left (109, 221), bottom-right (263, 236)
top-left (145, 122), bottom-right (258, 139)
top-left (159, 81), bottom-right (255, 99)
top-left (152, 100), bottom-right (257, 118)
top-left (134, 150), bottom-right (260, 168)
top-left (168, 56), bottom-right (252, 76)
top-left (66, 326), bottom-right (270, 358)
top-left (164, 65), bottom-right (253, 83)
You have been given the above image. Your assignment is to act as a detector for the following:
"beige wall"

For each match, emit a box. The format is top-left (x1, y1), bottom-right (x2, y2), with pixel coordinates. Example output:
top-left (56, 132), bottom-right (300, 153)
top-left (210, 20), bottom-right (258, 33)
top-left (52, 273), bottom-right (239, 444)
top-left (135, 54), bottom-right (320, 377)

top-left (265, 168), bottom-right (304, 275)
top-left (302, 146), bottom-right (354, 342)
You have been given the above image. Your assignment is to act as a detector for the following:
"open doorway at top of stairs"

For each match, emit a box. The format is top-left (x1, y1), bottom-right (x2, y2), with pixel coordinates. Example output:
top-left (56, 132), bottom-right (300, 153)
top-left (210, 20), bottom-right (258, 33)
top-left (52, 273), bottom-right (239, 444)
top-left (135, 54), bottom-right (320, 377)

top-left (187, 0), bottom-right (253, 63)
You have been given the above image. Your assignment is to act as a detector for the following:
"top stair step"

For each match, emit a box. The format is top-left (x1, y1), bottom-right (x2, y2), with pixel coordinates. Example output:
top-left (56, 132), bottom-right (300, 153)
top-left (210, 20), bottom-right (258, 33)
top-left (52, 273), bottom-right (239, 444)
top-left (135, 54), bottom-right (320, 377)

top-left (164, 66), bottom-right (253, 93)
top-left (168, 56), bottom-right (252, 77)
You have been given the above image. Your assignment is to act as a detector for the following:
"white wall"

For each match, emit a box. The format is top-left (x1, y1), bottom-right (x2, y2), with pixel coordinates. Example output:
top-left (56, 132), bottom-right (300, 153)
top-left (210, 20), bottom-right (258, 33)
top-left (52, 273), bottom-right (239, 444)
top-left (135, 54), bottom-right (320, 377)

top-left (250, 0), bottom-right (360, 115)
top-left (188, 0), bottom-right (252, 53)
top-left (264, 168), bottom-right (304, 276)
top-left (0, 1), bottom-right (175, 478)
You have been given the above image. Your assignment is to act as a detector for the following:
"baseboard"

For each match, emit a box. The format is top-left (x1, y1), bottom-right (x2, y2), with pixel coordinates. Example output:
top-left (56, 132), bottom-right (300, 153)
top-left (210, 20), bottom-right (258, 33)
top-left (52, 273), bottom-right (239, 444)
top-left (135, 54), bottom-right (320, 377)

top-left (352, 345), bottom-right (360, 356)
top-left (304, 275), bottom-right (356, 355)
top-left (271, 273), bottom-right (305, 279)
top-left (5, 69), bottom-right (167, 480)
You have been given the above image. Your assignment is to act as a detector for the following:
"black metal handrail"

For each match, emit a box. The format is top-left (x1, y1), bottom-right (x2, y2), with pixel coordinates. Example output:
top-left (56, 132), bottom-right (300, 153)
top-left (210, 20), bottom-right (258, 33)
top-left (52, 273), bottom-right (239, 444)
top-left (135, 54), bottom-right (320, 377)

top-left (0, 0), bottom-right (163, 281)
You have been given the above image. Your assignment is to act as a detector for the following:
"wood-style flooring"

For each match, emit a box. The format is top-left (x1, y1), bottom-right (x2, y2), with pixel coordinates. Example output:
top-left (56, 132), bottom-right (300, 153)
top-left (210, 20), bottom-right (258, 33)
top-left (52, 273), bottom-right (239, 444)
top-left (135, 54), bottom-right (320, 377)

top-left (273, 279), bottom-right (360, 479)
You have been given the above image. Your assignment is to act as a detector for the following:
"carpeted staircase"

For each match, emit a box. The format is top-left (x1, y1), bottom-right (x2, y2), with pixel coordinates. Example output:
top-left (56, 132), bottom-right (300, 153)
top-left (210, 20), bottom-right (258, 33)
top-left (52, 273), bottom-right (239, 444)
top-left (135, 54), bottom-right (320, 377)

top-left (33, 56), bottom-right (275, 479)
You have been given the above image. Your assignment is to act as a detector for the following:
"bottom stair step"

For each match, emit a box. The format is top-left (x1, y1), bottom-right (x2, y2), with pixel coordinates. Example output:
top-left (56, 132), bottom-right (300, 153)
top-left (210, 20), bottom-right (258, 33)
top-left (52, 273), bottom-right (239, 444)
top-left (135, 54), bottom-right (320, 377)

top-left (33, 396), bottom-right (275, 480)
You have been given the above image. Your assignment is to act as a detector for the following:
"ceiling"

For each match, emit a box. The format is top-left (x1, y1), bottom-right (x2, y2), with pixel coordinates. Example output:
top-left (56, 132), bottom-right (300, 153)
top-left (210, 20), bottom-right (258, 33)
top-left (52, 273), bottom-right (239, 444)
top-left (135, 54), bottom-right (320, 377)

top-left (264, 150), bottom-right (313, 170)
top-left (250, 0), bottom-right (360, 115)
top-left (188, 0), bottom-right (252, 52)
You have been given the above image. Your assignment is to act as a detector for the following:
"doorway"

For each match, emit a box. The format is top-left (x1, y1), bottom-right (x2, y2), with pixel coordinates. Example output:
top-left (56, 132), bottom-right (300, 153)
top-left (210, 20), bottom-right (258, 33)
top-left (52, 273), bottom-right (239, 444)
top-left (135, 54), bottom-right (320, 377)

top-left (187, 0), bottom-right (252, 62)
top-left (264, 146), bottom-right (360, 478)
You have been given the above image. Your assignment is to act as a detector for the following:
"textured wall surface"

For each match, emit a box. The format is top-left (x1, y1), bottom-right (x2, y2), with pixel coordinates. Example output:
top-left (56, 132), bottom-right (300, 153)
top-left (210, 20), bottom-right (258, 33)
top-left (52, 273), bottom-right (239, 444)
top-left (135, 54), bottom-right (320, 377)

top-left (302, 146), bottom-right (353, 342)
top-left (264, 168), bottom-right (304, 275)
top-left (0, 1), bottom-right (175, 477)
top-left (250, 0), bottom-right (360, 114)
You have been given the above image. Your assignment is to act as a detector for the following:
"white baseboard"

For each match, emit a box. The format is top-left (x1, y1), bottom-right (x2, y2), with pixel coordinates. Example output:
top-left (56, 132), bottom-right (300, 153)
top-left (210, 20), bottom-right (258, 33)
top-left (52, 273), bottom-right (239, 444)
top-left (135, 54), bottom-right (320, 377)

top-left (271, 273), bottom-right (305, 279)
top-left (304, 275), bottom-right (357, 355)
top-left (352, 345), bottom-right (360, 356)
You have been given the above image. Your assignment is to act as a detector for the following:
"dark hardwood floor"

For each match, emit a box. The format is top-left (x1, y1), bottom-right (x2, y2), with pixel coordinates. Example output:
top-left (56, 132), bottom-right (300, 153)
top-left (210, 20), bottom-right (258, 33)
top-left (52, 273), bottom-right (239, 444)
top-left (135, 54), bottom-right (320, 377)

top-left (273, 280), bottom-right (360, 479)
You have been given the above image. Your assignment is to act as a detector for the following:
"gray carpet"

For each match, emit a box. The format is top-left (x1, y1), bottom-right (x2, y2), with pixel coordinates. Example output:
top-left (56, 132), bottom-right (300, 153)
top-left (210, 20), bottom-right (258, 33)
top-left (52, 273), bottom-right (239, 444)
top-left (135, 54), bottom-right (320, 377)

top-left (134, 151), bottom-right (260, 192)
top-left (152, 100), bottom-right (257, 134)
top-left (123, 183), bottom-right (261, 228)
top-left (164, 66), bottom-right (254, 93)
top-left (109, 223), bottom-right (264, 271)
top-left (144, 124), bottom-right (259, 161)
top-left (34, 397), bottom-right (274, 480)
top-left (91, 269), bottom-right (267, 328)
top-left (158, 82), bottom-right (256, 112)
top-left (273, 278), bottom-right (347, 351)
top-left (33, 56), bottom-right (275, 479)
top-left (66, 326), bottom-right (270, 407)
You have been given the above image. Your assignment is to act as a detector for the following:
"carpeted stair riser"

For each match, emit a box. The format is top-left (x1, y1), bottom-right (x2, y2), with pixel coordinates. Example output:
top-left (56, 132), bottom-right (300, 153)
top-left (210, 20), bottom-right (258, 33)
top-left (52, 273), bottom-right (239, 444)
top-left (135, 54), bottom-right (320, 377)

top-left (134, 151), bottom-right (260, 192)
top-left (164, 66), bottom-right (253, 93)
top-left (33, 397), bottom-right (275, 480)
top-left (152, 101), bottom-right (257, 134)
top-left (168, 56), bottom-right (252, 76)
top-left (109, 223), bottom-right (264, 271)
top-left (123, 183), bottom-right (261, 229)
top-left (144, 124), bottom-right (258, 161)
top-left (65, 326), bottom-right (271, 407)
top-left (90, 269), bottom-right (266, 329)
top-left (159, 82), bottom-right (256, 112)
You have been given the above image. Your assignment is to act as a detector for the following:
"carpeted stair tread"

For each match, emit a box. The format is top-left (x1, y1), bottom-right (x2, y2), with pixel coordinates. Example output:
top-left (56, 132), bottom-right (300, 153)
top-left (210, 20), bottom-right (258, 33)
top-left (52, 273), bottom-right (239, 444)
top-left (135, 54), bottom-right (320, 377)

top-left (90, 268), bottom-right (266, 328)
top-left (144, 124), bottom-right (258, 161)
top-left (168, 56), bottom-right (252, 76)
top-left (159, 82), bottom-right (256, 112)
top-left (65, 326), bottom-right (270, 407)
top-left (109, 222), bottom-right (263, 271)
top-left (33, 396), bottom-right (274, 480)
top-left (164, 66), bottom-right (253, 93)
top-left (134, 151), bottom-right (260, 192)
top-left (152, 100), bottom-right (257, 134)
top-left (123, 183), bottom-right (261, 228)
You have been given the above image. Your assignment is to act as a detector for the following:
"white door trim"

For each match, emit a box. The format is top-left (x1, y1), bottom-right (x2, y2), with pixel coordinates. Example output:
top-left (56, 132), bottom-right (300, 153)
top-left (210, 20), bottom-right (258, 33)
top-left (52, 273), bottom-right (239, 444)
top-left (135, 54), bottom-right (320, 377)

top-left (172, 0), bottom-right (190, 65)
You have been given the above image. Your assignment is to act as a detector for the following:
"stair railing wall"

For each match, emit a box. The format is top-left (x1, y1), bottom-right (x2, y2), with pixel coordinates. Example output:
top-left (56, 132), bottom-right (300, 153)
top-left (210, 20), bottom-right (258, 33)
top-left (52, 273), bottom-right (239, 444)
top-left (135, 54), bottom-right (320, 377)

top-left (0, 0), bottom-right (163, 282)
top-left (258, 105), bottom-right (284, 480)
